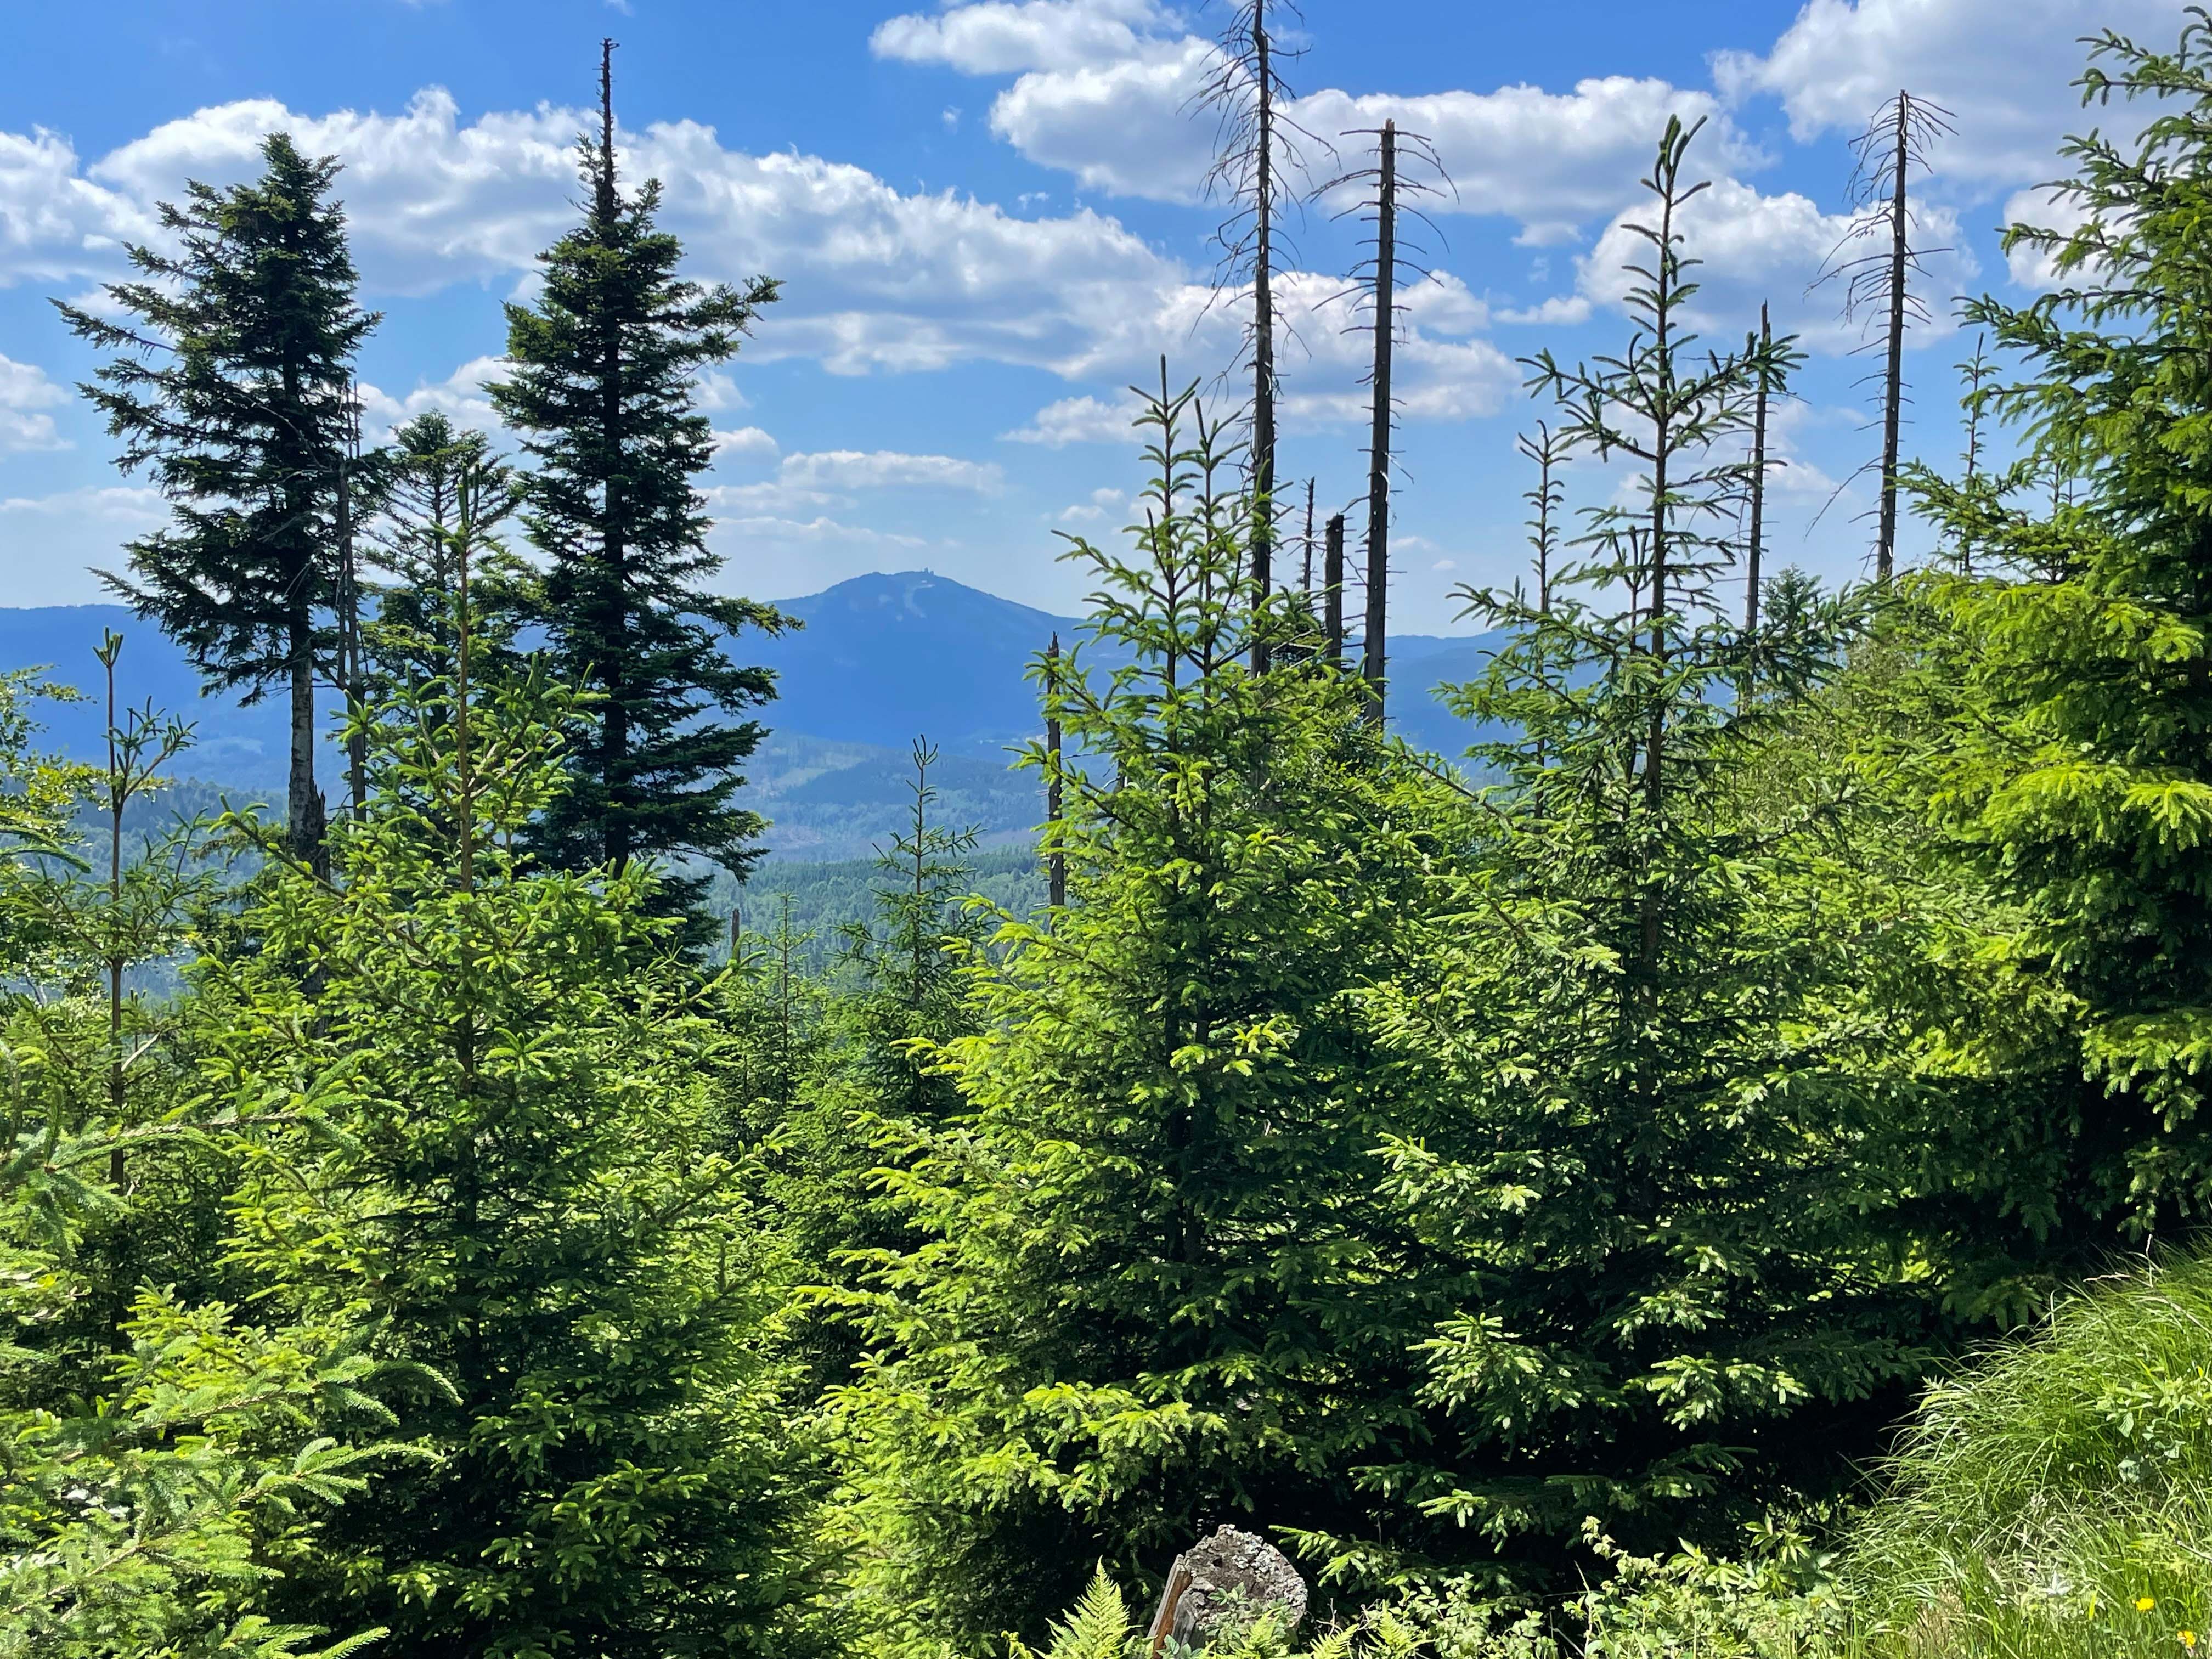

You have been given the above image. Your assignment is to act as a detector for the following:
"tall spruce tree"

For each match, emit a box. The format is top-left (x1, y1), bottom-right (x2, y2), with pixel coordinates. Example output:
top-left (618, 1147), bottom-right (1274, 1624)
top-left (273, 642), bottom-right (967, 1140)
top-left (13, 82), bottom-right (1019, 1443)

top-left (490, 43), bottom-right (787, 920)
top-left (58, 133), bottom-right (374, 867)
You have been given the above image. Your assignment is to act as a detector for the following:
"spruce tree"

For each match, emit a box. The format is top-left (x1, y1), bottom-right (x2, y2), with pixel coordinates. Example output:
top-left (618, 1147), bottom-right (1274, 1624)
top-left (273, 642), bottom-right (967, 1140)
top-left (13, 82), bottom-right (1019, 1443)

top-left (363, 412), bottom-right (536, 699)
top-left (834, 381), bottom-right (1465, 1650)
top-left (1903, 13), bottom-right (2212, 1230)
top-left (57, 134), bottom-right (375, 867)
top-left (206, 662), bottom-right (822, 1657)
top-left (489, 44), bottom-right (787, 923)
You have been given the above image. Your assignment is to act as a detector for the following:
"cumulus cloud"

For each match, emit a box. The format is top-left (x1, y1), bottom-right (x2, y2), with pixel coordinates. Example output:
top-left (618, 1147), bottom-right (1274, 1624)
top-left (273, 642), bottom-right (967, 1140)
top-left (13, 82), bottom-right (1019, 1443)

top-left (1713, 0), bottom-right (2177, 194)
top-left (986, 36), bottom-right (1220, 201)
top-left (1997, 182), bottom-right (2094, 290)
top-left (1004, 391), bottom-right (1147, 445)
top-left (712, 425), bottom-right (780, 462)
top-left (0, 128), bottom-right (155, 283)
top-left (1496, 295), bottom-right (1594, 326)
top-left (0, 354), bottom-right (68, 451)
top-left (871, 0), bottom-right (1182, 75)
top-left (1572, 176), bottom-right (1979, 352)
top-left (880, 2), bottom-right (1753, 246)
top-left (357, 354), bottom-right (509, 439)
top-left (693, 369), bottom-right (751, 411)
top-left (1299, 81), bottom-right (1756, 245)
top-left (3, 87), bottom-right (1201, 382)
top-left (1057, 484), bottom-right (1127, 522)
top-left (708, 448), bottom-right (1004, 515)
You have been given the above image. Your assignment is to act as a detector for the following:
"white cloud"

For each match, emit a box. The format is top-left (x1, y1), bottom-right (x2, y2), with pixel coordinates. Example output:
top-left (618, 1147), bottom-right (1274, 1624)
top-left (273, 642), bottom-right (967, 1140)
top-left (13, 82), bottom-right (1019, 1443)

top-left (871, 0), bottom-right (1181, 75)
top-left (693, 369), bottom-right (751, 411)
top-left (1997, 182), bottom-right (2093, 290)
top-left (1005, 391), bottom-right (1147, 445)
top-left (713, 425), bottom-right (780, 462)
top-left (986, 36), bottom-right (1220, 201)
top-left (1713, 0), bottom-right (2177, 194)
top-left (12, 88), bottom-right (1200, 382)
top-left (0, 353), bottom-right (68, 452)
top-left (716, 512), bottom-right (929, 548)
top-left (1057, 484), bottom-right (1127, 522)
top-left (1299, 81), bottom-right (1757, 245)
top-left (0, 128), bottom-right (155, 283)
top-left (1575, 176), bottom-right (1979, 353)
top-left (708, 448), bottom-right (1004, 515)
top-left (1497, 295), bottom-right (1593, 326)
top-left (356, 354), bottom-right (508, 439)
top-left (781, 449), bottom-right (1003, 493)
top-left (885, 3), bottom-right (1752, 246)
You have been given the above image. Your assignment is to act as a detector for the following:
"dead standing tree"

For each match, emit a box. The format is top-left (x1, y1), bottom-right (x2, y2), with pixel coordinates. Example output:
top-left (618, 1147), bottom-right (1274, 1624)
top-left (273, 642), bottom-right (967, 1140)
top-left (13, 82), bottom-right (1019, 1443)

top-left (1327, 119), bottom-right (1449, 723)
top-left (1195, 0), bottom-right (1327, 674)
top-left (1739, 302), bottom-right (1804, 644)
top-left (1813, 90), bottom-right (1955, 580)
top-left (331, 382), bottom-right (372, 818)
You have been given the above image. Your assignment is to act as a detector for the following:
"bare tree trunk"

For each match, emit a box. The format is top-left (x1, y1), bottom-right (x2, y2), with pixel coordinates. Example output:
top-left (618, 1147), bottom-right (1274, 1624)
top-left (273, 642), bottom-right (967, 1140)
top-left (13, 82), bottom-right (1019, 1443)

top-left (1878, 89), bottom-right (1907, 582)
top-left (288, 602), bottom-right (326, 876)
top-left (1746, 302), bottom-right (1770, 637)
top-left (1324, 512), bottom-right (1345, 668)
top-left (1301, 478), bottom-right (1314, 595)
top-left (103, 642), bottom-right (125, 1186)
top-left (337, 427), bottom-right (367, 818)
top-left (1362, 121), bottom-right (1397, 725)
top-left (597, 37), bottom-right (631, 873)
top-left (1249, 14), bottom-right (1276, 674)
top-left (1045, 632), bottom-right (1064, 910)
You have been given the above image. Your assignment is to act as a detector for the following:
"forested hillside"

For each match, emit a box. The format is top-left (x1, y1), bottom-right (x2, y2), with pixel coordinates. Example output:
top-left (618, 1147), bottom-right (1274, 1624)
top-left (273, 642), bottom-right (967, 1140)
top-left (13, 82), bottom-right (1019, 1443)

top-left (11, 11), bottom-right (2212, 1659)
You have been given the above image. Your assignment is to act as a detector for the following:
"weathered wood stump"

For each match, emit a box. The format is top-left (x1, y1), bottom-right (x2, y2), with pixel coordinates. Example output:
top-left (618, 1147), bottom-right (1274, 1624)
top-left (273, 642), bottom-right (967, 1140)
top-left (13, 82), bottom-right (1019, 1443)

top-left (1144, 1525), bottom-right (1307, 1654)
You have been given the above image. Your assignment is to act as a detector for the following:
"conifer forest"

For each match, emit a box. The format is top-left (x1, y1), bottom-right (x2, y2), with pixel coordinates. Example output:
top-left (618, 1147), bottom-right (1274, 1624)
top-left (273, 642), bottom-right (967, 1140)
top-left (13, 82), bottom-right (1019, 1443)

top-left (18, 7), bottom-right (2212, 1658)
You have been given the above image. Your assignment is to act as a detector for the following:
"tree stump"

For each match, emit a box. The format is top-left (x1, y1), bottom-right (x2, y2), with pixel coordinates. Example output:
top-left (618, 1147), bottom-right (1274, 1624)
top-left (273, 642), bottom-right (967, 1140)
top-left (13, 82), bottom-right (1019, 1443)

top-left (1144, 1525), bottom-right (1307, 1654)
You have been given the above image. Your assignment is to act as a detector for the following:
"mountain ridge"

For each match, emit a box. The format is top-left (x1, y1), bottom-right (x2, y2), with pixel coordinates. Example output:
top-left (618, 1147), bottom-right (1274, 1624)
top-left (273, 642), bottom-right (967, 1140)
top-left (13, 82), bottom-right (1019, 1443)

top-left (0, 571), bottom-right (1504, 859)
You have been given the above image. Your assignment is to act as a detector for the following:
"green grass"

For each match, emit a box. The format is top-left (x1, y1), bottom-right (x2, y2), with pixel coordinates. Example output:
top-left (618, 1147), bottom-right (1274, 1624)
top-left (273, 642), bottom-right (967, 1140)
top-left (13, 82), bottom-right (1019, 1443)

top-left (1835, 1252), bottom-right (2212, 1658)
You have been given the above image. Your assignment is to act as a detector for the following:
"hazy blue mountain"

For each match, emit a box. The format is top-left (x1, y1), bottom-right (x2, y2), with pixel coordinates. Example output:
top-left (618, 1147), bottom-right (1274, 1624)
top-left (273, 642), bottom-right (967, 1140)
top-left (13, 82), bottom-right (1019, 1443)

top-left (761, 569), bottom-right (1071, 755)
top-left (758, 569), bottom-right (1503, 762)
top-left (0, 571), bottom-right (1504, 858)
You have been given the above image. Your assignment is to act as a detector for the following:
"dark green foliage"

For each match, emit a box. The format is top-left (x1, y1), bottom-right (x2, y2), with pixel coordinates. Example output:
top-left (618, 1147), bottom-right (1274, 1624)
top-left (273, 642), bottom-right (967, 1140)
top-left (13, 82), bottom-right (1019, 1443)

top-left (56, 133), bottom-right (376, 865)
top-left (1352, 117), bottom-right (1948, 1578)
top-left (488, 63), bottom-right (788, 921)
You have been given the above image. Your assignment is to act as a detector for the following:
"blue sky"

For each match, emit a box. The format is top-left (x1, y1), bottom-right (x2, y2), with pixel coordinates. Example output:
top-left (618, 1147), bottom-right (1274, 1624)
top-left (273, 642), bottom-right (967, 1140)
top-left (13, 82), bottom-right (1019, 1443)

top-left (0, 0), bottom-right (2174, 628)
